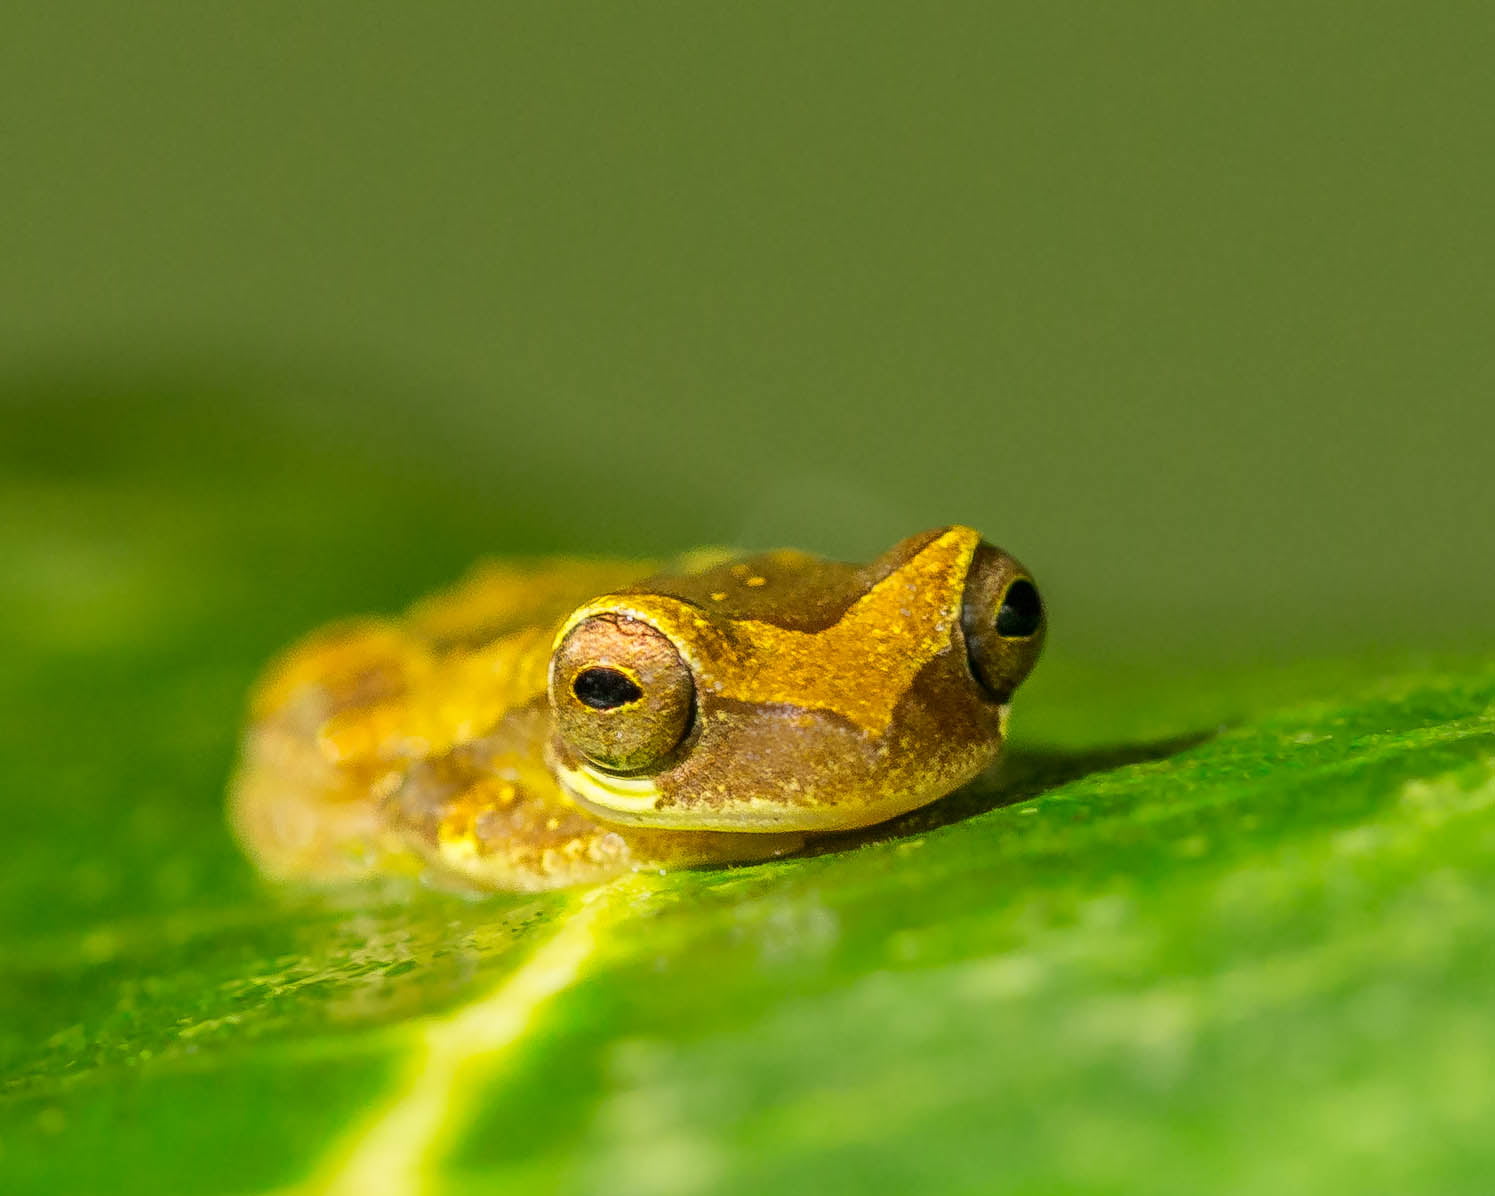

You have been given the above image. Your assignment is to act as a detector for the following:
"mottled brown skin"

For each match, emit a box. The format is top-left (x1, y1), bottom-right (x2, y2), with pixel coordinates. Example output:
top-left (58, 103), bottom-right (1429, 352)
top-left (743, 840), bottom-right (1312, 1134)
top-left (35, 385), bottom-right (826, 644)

top-left (229, 527), bottom-right (1044, 892)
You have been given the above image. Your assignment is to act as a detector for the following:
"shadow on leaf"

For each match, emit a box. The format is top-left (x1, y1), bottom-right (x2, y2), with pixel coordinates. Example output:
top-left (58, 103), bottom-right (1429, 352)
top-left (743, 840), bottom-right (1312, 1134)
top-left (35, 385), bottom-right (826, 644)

top-left (801, 731), bottom-right (1215, 858)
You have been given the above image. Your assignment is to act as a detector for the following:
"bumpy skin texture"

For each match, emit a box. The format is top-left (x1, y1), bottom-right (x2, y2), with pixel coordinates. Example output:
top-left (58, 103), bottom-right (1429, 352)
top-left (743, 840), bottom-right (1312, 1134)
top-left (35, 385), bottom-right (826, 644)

top-left (229, 527), bottom-right (1044, 892)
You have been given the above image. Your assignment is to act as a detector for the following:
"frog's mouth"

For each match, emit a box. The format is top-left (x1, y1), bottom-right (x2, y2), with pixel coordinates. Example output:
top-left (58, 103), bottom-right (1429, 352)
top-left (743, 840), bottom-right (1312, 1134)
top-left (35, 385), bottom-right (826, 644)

top-left (552, 756), bottom-right (975, 834)
top-left (554, 761), bottom-right (668, 820)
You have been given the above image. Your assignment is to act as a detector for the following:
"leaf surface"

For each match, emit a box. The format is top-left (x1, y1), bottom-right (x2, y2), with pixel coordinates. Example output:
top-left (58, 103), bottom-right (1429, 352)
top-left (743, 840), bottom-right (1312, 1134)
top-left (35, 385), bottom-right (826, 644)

top-left (3, 387), bottom-right (1492, 1195)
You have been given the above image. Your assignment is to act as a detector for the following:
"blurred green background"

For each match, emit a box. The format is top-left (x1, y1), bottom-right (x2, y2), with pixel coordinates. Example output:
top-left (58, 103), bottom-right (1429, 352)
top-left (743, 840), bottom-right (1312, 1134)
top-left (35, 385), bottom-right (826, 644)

top-left (4, 3), bottom-right (1489, 667)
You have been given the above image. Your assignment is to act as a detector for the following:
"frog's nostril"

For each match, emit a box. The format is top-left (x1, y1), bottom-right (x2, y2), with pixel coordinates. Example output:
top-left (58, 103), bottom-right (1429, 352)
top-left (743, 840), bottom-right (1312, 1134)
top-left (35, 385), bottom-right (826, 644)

top-left (995, 579), bottom-right (1042, 639)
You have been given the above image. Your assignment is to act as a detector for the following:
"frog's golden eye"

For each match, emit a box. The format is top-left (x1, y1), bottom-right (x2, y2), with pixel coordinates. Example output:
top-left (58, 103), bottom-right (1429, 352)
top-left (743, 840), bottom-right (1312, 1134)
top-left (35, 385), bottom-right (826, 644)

top-left (549, 614), bottom-right (695, 773)
top-left (962, 545), bottom-right (1045, 701)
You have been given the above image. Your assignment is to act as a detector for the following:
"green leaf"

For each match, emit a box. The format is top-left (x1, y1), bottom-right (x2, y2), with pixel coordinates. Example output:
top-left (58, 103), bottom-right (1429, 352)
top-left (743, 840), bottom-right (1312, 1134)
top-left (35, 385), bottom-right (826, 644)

top-left (4, 385), bottom-right (1493, 1195)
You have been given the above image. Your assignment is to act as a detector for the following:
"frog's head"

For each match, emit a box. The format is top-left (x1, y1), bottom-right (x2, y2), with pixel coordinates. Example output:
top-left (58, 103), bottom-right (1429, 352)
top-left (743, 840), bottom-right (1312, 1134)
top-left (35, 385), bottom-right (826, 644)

top-left (545, 526), bottom-right (1044, 834)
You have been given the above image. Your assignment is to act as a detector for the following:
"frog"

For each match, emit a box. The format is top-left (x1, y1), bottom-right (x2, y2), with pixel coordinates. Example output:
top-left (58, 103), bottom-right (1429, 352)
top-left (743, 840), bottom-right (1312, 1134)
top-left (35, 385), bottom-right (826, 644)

top-left (229, 525), bottom-right (1045, 892)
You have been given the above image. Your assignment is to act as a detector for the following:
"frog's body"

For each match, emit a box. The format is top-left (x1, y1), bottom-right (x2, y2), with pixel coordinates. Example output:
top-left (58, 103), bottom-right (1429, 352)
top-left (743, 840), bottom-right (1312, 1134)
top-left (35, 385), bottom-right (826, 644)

top-left (230, 526), bottom-right (1044, 892)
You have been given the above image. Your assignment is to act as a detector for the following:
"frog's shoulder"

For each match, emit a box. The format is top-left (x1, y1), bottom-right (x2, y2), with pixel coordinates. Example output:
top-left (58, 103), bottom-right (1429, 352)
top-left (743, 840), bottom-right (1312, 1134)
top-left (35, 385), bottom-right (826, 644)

top-left (404, 555), bottom-right (662, 650)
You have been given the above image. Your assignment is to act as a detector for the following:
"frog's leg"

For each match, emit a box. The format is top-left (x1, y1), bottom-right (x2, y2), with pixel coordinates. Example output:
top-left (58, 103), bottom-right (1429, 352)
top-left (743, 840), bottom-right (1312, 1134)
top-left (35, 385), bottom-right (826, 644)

top-left (228, 619), bottom-right (429, 882)
top-left (387, 705), bottom-right (804, 893)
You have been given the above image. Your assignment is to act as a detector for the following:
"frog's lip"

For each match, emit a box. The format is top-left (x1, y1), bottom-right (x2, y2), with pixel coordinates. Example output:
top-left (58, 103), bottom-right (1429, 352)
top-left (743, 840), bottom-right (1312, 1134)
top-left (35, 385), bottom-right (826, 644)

top-left (554, 759), bottom-right (969, 834)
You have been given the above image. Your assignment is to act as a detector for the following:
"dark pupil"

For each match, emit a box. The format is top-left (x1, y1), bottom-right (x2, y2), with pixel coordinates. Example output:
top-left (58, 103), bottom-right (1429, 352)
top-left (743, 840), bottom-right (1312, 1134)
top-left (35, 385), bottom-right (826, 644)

top-left (573, 667), bottom-right (644, 710)
top-left (996, 579), bottom-right (1042, 638)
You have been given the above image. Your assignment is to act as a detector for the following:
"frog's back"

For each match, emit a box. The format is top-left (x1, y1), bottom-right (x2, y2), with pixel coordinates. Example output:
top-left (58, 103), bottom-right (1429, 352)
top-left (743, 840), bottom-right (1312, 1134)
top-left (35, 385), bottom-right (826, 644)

top-left (229, 557), bottom-right (658, 883)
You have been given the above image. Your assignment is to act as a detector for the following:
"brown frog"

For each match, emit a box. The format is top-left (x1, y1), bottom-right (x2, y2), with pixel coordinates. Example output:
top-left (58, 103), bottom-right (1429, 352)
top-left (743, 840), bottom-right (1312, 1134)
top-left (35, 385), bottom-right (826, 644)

top-left (229, 526), bottom-right (1044, 892)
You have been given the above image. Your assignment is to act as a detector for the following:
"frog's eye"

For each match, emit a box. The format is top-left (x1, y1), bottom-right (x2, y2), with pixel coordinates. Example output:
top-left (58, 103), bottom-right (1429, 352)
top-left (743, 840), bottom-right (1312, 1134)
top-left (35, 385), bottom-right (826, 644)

top-left (962, 546), bottom-right (1045, 701)
top-left (996, 579), bottom-right (1043, 639)
top-left (549, 614), bottom-right (695, 773)
top-left (572, 667), bottom-right (644, 710)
